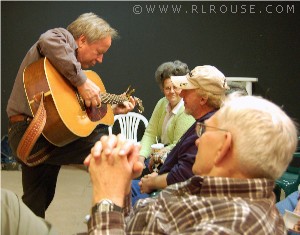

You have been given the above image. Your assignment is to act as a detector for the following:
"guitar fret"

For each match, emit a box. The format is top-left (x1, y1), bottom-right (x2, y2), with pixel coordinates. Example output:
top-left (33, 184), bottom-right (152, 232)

top-left (100, 93), bottom-right (128, 105)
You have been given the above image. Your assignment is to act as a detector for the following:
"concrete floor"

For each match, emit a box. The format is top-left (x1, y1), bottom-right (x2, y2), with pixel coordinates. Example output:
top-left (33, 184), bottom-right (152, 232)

top-left (1, 165), bottom-right (92, 235)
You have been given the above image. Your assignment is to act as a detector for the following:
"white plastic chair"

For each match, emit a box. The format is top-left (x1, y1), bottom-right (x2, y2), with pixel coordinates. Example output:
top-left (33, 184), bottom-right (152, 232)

top-left (108, 112), bottom-right (149, 142)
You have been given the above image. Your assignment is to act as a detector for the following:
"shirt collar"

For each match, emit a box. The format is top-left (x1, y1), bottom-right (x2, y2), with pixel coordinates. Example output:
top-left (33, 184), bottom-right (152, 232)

top-left (166, 99), bottom-right (184, 115)
top-left (187, 175), bottom-right (275, 199)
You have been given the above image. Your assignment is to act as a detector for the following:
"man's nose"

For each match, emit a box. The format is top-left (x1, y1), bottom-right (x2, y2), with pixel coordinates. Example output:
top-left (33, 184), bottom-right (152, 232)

top-left (97, 54), bottom-right (103, 63)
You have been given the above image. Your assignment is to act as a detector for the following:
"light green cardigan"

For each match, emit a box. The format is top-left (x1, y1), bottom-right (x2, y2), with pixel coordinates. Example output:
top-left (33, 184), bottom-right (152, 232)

top-left (139, 97), bottom-right (195, 158)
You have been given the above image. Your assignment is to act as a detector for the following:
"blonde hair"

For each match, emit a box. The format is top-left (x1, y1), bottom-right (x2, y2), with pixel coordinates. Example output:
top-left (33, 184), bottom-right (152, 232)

top-left (217, 93), bottom-right (298, 180)
top-left (67, 12), bottom-right (118, 43)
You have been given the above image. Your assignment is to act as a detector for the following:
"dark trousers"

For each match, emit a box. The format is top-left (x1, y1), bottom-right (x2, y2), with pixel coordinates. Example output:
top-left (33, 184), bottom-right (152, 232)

top-left (8, 120), bottom-right (108, 218)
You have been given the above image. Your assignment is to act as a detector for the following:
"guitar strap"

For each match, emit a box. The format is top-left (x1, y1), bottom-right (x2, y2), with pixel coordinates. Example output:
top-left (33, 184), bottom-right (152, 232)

top-left (16, 92), bottom-right (55, 166)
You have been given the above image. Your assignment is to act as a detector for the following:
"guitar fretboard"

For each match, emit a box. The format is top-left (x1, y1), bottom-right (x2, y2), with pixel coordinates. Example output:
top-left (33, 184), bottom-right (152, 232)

top-left (101, 93), bottom-right (128, 105)
top-left (100, 93), bottom-right (144, 113)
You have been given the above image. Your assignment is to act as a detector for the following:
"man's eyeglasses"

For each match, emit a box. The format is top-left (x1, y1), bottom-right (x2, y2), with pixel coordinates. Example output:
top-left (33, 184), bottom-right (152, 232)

top-left (164, 86), bottom-right (181, 93)
top-left (195, 122), bottom-right (228, 137)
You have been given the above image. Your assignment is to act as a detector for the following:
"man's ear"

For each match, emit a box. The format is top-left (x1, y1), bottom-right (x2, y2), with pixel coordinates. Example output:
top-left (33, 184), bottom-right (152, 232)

top-left (214, 132), bottom-right (232, 165)
top-left (199, 96), bottom-right (208, 105)
top-left (78, 35), bottom-right (86, 47)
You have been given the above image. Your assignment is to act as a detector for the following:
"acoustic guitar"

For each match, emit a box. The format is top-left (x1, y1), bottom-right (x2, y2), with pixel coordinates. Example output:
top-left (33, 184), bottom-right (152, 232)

top-left (23, 57), bottom-right (144, 147)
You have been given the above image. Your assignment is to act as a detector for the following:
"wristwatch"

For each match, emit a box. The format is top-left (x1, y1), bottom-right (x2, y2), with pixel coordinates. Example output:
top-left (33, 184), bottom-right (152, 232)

top-left (92, 199), bottom-right (123, 214)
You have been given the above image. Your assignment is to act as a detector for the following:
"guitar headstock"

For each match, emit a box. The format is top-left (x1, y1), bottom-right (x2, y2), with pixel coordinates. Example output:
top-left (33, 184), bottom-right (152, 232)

top-left (125, 85), bottom-right (135, 98)
top-left (125, 85), bottom-right (144, 113)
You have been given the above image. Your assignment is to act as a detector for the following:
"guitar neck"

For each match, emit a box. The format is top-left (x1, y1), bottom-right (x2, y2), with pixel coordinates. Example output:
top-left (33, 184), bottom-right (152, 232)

top-left (100, 93), bottom-right (144, 113)
top-left (100, 93), bottom-right (129, 105)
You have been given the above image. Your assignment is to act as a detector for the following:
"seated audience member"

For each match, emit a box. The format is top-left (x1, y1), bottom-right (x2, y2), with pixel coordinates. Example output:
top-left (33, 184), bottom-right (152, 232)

top-left (276, 188), bottom-right (300, 234)
top-left (132, 65), bottom-right (229, 205)
top-left (1, 189), bottom-right (58, 235)
top-left (84, 94), bottom-right (298, 234)
top-left (2, 94), bottom-right (298, 234)
top-left (276, 189), bottom-right (300, 215)
top-left (139, 60), bottom-right (194, 174)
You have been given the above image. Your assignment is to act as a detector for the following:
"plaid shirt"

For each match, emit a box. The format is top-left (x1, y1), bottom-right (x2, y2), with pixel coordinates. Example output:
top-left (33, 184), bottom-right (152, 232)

top-left (88, 176), bottom-right (286, 234)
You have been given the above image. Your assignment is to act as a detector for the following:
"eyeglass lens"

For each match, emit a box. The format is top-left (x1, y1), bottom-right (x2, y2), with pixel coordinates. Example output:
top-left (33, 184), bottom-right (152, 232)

top-left (196, 123), bottom-right (206, 137)
top-left (164, 86), bottom-right (180, 92)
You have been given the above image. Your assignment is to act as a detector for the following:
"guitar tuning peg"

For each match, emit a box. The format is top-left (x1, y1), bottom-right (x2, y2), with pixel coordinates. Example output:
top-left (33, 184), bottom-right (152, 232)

top-left (125, 85), bottom-right (131, 94)
top-left (125, 86), bottom-right (136, 98)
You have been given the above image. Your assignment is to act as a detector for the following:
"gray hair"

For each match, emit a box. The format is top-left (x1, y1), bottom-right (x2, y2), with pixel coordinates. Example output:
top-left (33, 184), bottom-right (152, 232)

top-left (195, 88), bottom-right (226, 109)
top-left (67, 12), bottom-right (118, 43)
top-left (155, 60), bottom-right (189, 91)
top-left (216, 93), bottom-right (298, 180)
top-left (226, 81), bottom-right (248, 96)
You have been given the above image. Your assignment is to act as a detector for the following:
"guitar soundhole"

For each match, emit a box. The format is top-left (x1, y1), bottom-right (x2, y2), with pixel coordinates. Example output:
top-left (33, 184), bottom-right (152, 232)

top-left (85, 104), bottom-right (108, 122)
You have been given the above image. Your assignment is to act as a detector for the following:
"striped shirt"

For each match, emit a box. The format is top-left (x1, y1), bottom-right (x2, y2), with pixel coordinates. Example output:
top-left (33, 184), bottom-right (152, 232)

top-left (88, 176), bottom-right (286, 234)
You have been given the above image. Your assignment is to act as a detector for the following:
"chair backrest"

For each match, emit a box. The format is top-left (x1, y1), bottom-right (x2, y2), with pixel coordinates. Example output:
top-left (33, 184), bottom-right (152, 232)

top-left (108, 112), bottom-right (148, 142)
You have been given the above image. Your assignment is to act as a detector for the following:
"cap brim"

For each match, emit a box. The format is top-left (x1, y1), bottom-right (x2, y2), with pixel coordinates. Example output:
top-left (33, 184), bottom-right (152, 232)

top-left (171, 75), bottom-right (198, 90)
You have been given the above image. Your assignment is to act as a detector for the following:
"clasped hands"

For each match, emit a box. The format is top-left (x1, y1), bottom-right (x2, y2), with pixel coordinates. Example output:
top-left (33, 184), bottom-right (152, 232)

top-left (84, 134), bottom-right (144, 207)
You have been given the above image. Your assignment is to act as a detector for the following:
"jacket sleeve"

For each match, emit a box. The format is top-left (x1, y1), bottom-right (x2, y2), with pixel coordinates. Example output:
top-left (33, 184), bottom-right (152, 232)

top-left (139, 98), bottom-right (166, 158)
top-left (166, 133), bottom-right (198, 185)
top-left (1, 189), bottom-right (59, 235)
top-left (37, 28), bottom-right (87, 87)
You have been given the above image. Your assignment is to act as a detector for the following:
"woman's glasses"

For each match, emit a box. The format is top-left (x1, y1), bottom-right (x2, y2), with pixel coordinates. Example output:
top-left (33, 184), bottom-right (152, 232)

top-left (164, 86), bottom-right (181, 93)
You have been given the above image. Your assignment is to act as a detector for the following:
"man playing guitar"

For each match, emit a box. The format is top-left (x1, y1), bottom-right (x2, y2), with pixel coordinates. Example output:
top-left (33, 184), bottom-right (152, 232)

top-left (6, 12), bottom-right (135, 218)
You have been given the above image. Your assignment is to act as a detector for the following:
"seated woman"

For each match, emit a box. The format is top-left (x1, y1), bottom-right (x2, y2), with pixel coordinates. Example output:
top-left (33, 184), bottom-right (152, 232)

top-left (138, 60), bottom-right (195, 174)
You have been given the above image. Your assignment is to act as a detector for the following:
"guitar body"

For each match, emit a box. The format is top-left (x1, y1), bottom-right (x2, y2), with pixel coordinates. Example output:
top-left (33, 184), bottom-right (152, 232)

top-left (23, 57), bottom-right (114, 147)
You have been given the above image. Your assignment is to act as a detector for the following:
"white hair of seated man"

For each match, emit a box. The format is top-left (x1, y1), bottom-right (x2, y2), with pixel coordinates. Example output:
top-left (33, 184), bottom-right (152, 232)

top-left (216, 93), bottom-right (298, 180)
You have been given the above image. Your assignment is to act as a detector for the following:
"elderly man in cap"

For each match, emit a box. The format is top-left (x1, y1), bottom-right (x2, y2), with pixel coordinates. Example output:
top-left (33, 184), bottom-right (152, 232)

top-left (131, 65), bottom-right (229, 204)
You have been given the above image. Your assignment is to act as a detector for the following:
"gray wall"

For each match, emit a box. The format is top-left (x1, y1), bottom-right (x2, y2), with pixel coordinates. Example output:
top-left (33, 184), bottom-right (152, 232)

top-left (2, 1), bottom-right (300, 135)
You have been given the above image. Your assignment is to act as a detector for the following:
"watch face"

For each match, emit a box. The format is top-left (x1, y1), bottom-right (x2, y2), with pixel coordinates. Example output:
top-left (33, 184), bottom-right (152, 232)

top-left (93, 199), bottom-right (123, 214)
top-left (98, 199), bottom-right (113, 212)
